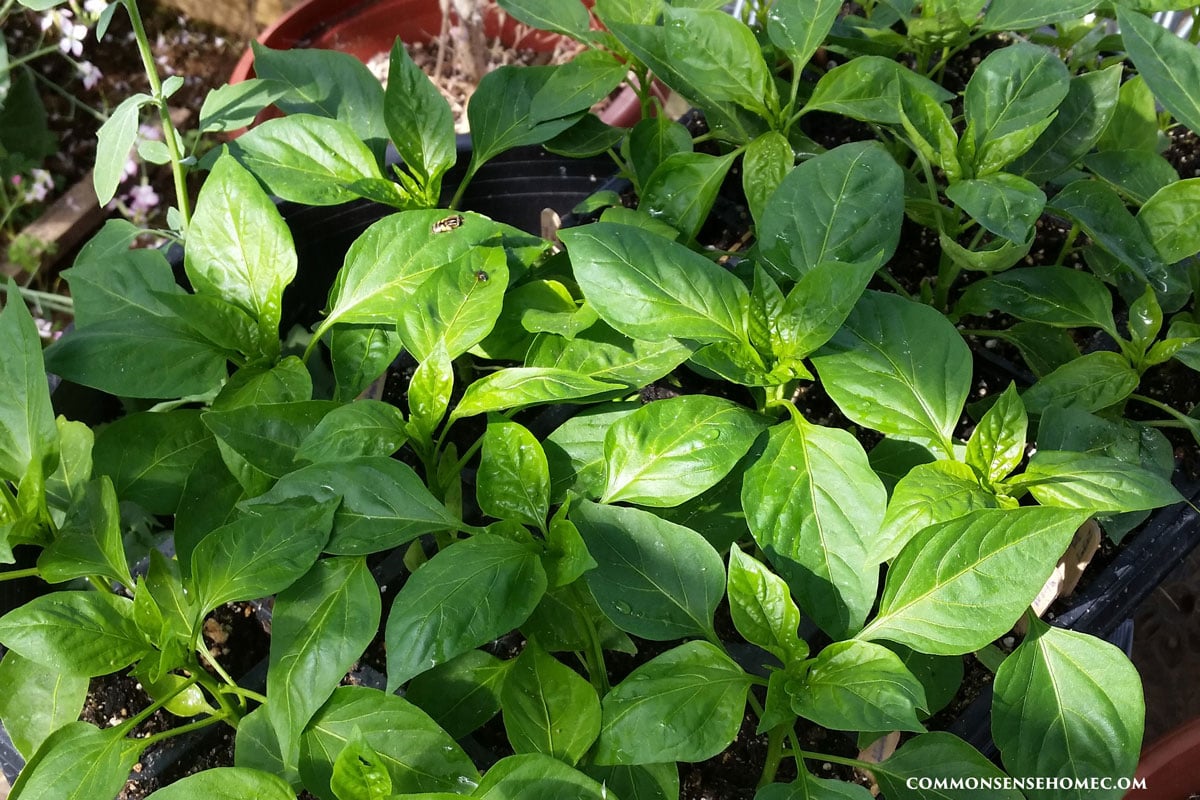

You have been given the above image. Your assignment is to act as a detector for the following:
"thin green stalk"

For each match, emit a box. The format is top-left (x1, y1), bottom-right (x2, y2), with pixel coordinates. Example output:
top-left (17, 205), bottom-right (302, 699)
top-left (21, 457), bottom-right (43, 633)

top-left (797, 749), bottom-right (877, 770)
top-left (571, 583), bottom-right (610, 695)
top-left (139, 713), bottom-right (229, 747)
top-left (874, 268), bottom-right (913, 300)
top-left (1054, 223), bottom-right (1080, 265)
top-left (219, 685), bottom-right (268, 705)
top-left (30, 67), bottom-right (108, 123)
top-left (119, 673), bottom-right (202, 731)
top-left (0, 283), bottom-right (75, 313)
top-left (449, 161), bottom-right (478, 210)
top-left (933, 250), bottom-right (960, 312)
top-left (0, 567), bottom-right (40, 583)
top-left (4, 45), bottom-right (61, 71)
top-left (193, 664), bottom-right (244, 720)
top-left (123, 0), bottom-right (191, 228)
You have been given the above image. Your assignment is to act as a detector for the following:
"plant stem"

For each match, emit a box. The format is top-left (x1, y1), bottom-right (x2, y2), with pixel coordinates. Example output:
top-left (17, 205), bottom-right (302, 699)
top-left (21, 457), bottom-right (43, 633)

top-left (759, 724), bottom-right (787, 788)
top-left (3, 45), bottom-right (62, 71)
top-left (119, 673), bottom-right (202, 731)
top-left (796, 749), bottom-right (876, 770)
top-left (30, 67), bottom-right (108, 123)
top-left (139, 712), bottom-right (228, 747)
top-left (0, 567), bottom-right (40, 583)
top-left (933, 250), bottom-right (960, 312)
top-left (0, 283), bottom-right (76, 313)
top-left (123, 0), bottom-right (191, 228)
top-left (874, 268), bottom-right (913, 300)
top-left (219, 685), bottom-right (268, 705)
top-left (1054, 223), bottom-right (1079, 265)
top-left (571, 583), bottom-right (610, 695)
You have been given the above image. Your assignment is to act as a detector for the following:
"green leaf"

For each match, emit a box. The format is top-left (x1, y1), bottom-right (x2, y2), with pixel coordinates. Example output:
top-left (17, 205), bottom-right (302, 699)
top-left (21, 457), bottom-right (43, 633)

top-left (545, 403), bottom-right (640, 503)
top-left (1021, 351), bottom-right (1140, 414)
top-left (0, 283), bottom-right (58, 485)
top-left (543, 507), bottom-right (597, 588)
top-left (788, 640), bottom-right (927, 733)
top-left (0, 650), bottom-right (89, 759)
top-left (450, 367), bottom-right (623, 421)
top-left (945, 173), bottom-right (1045, 244)
top-left (1117, 7), bottom-right (1200, 137)
top-left (663, 7), bottom-right (778, 119)
top-left (474, 753), bottom-right (611, 800)
top-left (384, 40), bottom-right (455, 188)
top-left (602, 395), bottom-right (767, 507)
top-left (562, 222), bottom-right (749, 343)
top-left (386, 535), bottom-right (547, 689)
top-left (979, 0), bottom-right (1098, 30)
top-left (62, 243), bottom-right (180, 329)
top-left (299, 686), bottom-right (479, 799)
top-left (965, 383), bottom-right (1027, 486)
top-left (229, 115), bottom-right (385, 205)
top-left (187, 151), bottom-right (296, 337)
top-left (1096, 74), bottom-right (1158, 153)
top-left (544, 113), bottom-right (626, 158)
top-left (775, 260), bottom-right (882, 364)
top-left (572, 500), bottom-right (724, 640)
top-left (641, 150), bottom-right (737, 240)
top-left (627, 115), bottom-right (693, 189)
top-left (190, 498), bottom-right (338, 614)
top-left (889, 644), bottom-right (963, 717)
top-left (992, 618), bottom-right (1143, 800)
top-left (331, 738), bottom-right (392, 800)
top-left (407, 344), bottom-right (454, 445)
top-left (497, 0), bottom-right (593, 38)
top-left (532, 50), bottom-right (629, 121)
top-left (405, 650), bottom-right (511, 739)
top-left (963, 43), bottom-right (1069, 173)
top-left (899, 85), bottom-right (962, 181)
top-left (319, 211), bottom-right (508, 330)
top-left (957, 266), bottom-right (1118, 336)
top-left (501, 639), bottom-right (601, 765)
top-left (1048, 180), bottom-right (1171, 294)
top-left (594, 641), bottom-right (750, 765)
top-left (398, 246), bottom-right (508, 361)
top-left (477, 417), bottom-right (551, 531)
top-left (251, 42), bottom-right (387, 153)
top-left (871, 733), bottom-right (1022, 800)
top-left (742, 413), bottom-right (883, 638)
top-left (594, 0), bottom-right (662, 26)
top-left (759, 142), bottom-right (904, 279)
top-left (876, 460), bottom-right (999, 564)
top-left (468, 66), bottom-right (582, 167)
top-left (766, 0), bottom-right (843, 66)
top-left (8, 721), bottom-right (144, 800)
top-left (811, 291), bottom-right (971, 456)
top-left (235, 708), bottom-right (299, 789)
top-left (203, 401), bottom-right (338, 482)
top-left (743, 131), bottom-right (794, 230)
top-left (145, 767), bottom-right (297, 800)
top-left (199, 79), bottom-right (288, 133)
top-left (1138, 177), bottom-right (1200, 263)
top-left (584, 764), bottom-right (679, 800)
top-left (268, 557), bottom-right (381, 768)
top-left (859, 507), bottom-right (1091, 654)
top-left (0, 591), bottom-right (150, 676)
top-left (214, 356), bottom-right (313, 409)
top-left (525, 324), bottom-right (692, 389)
top-left (243, 457), bottom-right (461, 555)
top-left (93, 410), bottom-right (215, 514)
top-left (330, 324), bottom-right (403, 403)
top-left (1008, 66), bottom-right (1122, 184)
top-left (805, 57), bottom-right (917, 124)
top-left (94, 93), bottom-right (151, 205)
top-left (756, 774), bottom-right (874, 800)
top-left (39, 476), bottom-right (133, 588)
top-left (1012, 450), bottom-right (1183, 512)
top-left (296, 400), bottom-right (407, 464)
top-left (727, 545), bottom-right (808, 666)
top-left (44, 314), bottom-right (228, 400)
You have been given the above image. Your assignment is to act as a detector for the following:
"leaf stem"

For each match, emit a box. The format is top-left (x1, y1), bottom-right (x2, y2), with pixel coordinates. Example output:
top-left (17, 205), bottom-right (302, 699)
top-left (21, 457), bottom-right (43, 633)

top-left (759, 723), bottom-right (787, 788)
top-left (123, 0), bottom-right (191, 228)
top-left (0, 567), bottom-right (40, 583)
top-left (570, 582), bottom-right (610, 695)
top-left (1054, 223), bottom-right (1079, 266)
top-left (139, 712), bottom-right (229, 747)
top-left (219, 684), bottom-right (268, 704)
top-left (119, 672), bottom-right (202, 732)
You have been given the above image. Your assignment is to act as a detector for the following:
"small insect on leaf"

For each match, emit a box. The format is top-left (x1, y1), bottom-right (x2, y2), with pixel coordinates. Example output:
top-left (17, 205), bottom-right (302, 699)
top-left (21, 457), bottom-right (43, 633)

top-left (432, 214), bottom-right (465, 233)
top-left (475, 271), bottom-right (490, 282)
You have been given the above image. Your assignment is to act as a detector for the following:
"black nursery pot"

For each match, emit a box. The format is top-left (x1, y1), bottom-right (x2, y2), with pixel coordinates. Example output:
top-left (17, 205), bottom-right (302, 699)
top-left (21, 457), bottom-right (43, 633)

top-left (0, 141), bottom-right (617, 788)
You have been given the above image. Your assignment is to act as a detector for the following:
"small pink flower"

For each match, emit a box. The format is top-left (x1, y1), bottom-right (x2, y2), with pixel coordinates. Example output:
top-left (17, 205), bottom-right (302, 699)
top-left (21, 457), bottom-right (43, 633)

top-left (59, 21), bottom-right (88, 56)
top-left (137, 123), bottom-right (161, 141)
top-left (24, 169), bottom-right (54, 203)
top-left (127, 183), bottom-right (160, 214)
top-left (83, 0), bottom-right (109, 15)
top-left (78, 60), bottom-right (102, 90)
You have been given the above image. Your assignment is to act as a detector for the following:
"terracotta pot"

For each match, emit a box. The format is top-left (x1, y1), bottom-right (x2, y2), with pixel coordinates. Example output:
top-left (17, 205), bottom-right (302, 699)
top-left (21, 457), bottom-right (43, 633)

top-left (229, 0), bottom-right (651, 128)
top-left (1124, 717), bottom-right (1200, 799)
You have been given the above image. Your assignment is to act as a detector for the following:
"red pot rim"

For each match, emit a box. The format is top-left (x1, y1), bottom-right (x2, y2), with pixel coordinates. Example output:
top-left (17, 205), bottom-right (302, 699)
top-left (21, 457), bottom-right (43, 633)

top-left (1125, 716), bottom-right (1200, 799)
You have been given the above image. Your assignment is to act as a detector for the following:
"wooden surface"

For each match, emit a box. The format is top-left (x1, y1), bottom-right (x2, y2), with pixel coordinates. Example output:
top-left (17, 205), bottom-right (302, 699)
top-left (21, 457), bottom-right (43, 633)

top-left (155, 0), bottom-right (303, 36)
top-left (0, 171), bottom-right (107, 280)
